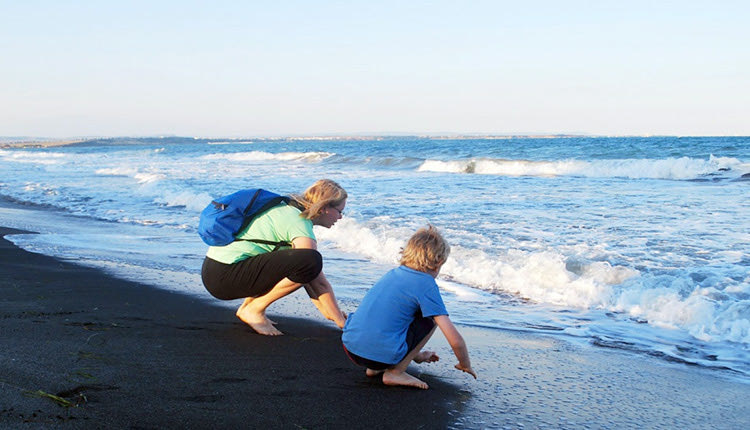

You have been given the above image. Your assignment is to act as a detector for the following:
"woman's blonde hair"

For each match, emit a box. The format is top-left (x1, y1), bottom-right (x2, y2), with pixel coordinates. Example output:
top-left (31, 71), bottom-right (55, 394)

top-left (399, 225), bottom-right (450, 273)
top-left (291, 179), bottom-right (348, 220)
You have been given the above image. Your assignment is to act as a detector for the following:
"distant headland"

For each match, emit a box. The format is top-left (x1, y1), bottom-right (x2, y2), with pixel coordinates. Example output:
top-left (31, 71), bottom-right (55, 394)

top-left (0, 133), bottom-right (625, 149)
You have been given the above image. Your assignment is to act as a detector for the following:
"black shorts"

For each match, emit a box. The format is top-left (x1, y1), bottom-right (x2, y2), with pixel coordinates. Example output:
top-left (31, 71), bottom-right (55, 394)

top-left (343, 314), bottom-right (436, 370)
top-left (201, 249), bottom-right (323, 300)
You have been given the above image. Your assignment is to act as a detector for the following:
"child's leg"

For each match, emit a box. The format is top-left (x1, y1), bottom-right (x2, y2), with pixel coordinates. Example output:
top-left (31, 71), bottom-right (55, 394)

top-left (342, 344), bottom-right (389, 377)
top-left (365, 368), bottom-right (386, 377)
top-left (405, 313), bottom-right (439, 364)
top-left (382, 319), bottom-right (437, 389)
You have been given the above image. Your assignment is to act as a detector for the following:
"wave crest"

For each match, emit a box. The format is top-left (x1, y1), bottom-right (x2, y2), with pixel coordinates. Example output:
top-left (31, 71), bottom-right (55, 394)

top-left (201, 151), bottom-right (334, 163)
top-left (0, 149), bottom-right (68, 165)
top-left (418, 155), bottom-right (749, 180)
top-left (316, 216), bottom-right (749, 347)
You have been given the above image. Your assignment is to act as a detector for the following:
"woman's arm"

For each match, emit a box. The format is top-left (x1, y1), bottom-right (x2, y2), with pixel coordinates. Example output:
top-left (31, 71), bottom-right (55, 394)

top-left (306, 272), bottom-right (346, 328)
top-left (434, 315), bottom-right (477, 379)
top-left (292, 236), bottom-right (347, 328)
top-left (291, 236), bottom-right (317, 250)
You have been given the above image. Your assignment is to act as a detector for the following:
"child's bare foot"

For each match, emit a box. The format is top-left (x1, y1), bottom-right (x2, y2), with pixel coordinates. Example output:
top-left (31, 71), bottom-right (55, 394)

top-left (382, 370), bottom-right (429, 389)
top-left (414, 350), bottom-right (439, 363)
top-left (366, 368), bottom-right (385, 377)
top-left (236, 308), bottom-right (283, 336)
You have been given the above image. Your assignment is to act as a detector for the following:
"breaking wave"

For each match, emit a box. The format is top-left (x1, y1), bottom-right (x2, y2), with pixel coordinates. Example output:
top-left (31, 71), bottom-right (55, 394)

top-left (418, 155), bottom-right (750, 180)
top-left (317, 217), bottom-right (750, 348)
top-left (201, 151), bottom-right (334, 163)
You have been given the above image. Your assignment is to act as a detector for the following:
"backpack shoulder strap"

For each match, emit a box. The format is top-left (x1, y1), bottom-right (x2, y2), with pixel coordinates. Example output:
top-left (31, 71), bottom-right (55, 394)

top-left (237, 190), bottom-right (293, 250)
top-left (236, 191), bottom-right (290, 234)
top-left (240, 238), bottom-right (293, 251)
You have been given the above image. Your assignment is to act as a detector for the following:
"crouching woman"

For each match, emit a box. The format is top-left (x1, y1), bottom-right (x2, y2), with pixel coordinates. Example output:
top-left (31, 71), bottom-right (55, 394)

top-left (201, 179), bottom-right (348, 336)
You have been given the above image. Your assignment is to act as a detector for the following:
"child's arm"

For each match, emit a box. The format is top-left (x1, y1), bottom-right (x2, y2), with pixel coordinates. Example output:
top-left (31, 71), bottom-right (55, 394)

top-left (434, 315), bottom-right (477, 379)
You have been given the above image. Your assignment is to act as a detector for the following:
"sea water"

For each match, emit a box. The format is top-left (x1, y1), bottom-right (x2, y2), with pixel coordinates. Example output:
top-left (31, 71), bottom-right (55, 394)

top-left (1, 136), bottom-right (748, 380)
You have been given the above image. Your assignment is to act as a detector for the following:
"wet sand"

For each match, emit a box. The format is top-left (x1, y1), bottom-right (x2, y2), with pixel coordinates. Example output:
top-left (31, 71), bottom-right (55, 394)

top-left (0, 227), bottom-right (461, 429)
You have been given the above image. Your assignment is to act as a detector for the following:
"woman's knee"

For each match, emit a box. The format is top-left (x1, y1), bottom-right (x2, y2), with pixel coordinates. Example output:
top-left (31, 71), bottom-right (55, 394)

top-left (288, 249), bottom-right (323, 283)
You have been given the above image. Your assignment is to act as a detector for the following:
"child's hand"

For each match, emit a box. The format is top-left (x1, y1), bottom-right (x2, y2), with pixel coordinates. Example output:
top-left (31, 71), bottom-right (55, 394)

top-left (455, 363), bottom-right (477, 379)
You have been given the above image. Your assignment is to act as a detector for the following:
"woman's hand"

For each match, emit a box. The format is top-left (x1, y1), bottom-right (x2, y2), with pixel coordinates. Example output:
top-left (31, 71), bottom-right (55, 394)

top-left (455, 363), bottom-right (477, 379)
top-left (334, 313), bottom-right (347, 329)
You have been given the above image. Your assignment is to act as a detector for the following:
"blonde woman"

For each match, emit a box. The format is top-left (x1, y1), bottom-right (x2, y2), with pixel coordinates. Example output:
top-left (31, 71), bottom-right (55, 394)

top-left (201, 179), bottom-right (347, 336)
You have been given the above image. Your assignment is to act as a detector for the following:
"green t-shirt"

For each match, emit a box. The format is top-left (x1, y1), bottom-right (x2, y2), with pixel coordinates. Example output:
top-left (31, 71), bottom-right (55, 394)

top-left (205, 204), bottom-right (315, 264)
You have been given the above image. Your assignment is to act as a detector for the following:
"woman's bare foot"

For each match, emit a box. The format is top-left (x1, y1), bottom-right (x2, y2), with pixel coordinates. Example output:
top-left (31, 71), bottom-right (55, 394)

top-left (382, 370), bottom-right (429, 389)
top-left (414, 350), bottom-right (439, 363)
top-left (235, 298), bottom-right (282, 335)
top-left (236, 307), bottom-right (283, 336)
top-left (366, 368), bottom-right (385, 377)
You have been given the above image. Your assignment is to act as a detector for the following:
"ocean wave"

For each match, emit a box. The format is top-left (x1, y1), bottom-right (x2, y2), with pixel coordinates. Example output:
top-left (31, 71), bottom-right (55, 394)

top-left (0, 149), bottom-right (68, 165)
top-left (316, 217), bottom-right (749, 348)
top-left (206, 141), bottom-right (259, 145)
top-left (96, 167), bottom-right (140, 177)
top-left (96, 167), bottom-right (166, 184)
top-left (326, 154), bottom-right (424, 169)
top-left (201, 150), bottom-right (334, 163)
top-left (153, 189), bottom-right (213, 212)
top-left (133, 173), bottom-right (166, 184)
top-left (315, 217), bottom-right (408, 265)
top-left (417, 155), bottom-right (750, 180)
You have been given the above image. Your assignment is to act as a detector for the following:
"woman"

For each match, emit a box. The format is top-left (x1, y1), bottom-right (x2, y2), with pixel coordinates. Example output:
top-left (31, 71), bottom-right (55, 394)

top-left (201, 179), bottom-right (348, 336)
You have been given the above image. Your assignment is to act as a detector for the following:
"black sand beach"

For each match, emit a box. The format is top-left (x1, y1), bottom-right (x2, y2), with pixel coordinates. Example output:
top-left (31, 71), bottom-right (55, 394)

top-left (0, 227), bottom-right (461, 429)
top-left (2, 222), bottom-right (750, 429)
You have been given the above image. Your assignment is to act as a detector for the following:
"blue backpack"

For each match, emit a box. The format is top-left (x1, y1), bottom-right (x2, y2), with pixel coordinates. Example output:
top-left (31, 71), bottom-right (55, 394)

top-left (198, 188), bottom-right (291, 247)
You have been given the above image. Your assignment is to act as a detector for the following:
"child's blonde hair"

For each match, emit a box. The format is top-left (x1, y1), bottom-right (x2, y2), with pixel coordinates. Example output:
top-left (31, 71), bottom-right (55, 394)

top-left (399, 225), bottom-right (450, 273)
top-left (291, 179), bottom-right (348, 220)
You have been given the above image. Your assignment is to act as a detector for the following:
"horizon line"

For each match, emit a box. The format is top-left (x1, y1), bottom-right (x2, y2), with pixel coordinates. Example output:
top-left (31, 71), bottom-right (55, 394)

top-left (3, 132), bottom-right (749, 145)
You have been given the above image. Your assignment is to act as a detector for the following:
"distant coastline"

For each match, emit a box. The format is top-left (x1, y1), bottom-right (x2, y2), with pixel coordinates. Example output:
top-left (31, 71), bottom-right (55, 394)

top-left (3, 133), bottom-right (727, 149)
top-left (0, 138), bottom-right (88, 148)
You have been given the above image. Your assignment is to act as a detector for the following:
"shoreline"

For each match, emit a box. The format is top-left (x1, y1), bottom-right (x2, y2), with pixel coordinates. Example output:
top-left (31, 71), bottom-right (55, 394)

top-left (2, 215), bottom-right (749, 428)
top-left (0, 227), bottom-right (463, 428)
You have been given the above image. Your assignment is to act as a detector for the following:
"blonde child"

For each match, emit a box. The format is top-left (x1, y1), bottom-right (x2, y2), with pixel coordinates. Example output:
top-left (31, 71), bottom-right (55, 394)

top-left (342, 225), bottom-right (476, 389)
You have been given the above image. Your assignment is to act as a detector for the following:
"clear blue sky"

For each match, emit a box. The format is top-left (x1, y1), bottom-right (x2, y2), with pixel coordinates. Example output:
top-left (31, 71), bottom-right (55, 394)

top-left (2, 1), bottom-right (748, 137)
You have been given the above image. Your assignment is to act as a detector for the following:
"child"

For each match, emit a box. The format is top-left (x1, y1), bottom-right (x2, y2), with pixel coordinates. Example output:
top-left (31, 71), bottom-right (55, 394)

top-left (342, 225), bottom-right (476, 389)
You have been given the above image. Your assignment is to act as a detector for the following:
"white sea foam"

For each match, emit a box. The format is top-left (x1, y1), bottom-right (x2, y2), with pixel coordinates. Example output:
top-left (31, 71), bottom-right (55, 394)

top-left (22, 182), bottom-right (59, 195)
top-left (201, 151), bottom-right (334, 163)
top-left (0, 149), bottom-right (68, 165)
top-left (318, 217), bottom-right (635, 308)
top-left (153, 189), bottom-right (213, 212)
top-left (95, 166), bottom-right (166, 185)
top-left (314, 217), bottom-right (408, 265)
top-left (316, 216), bottom-right (750, 348)
top-left (614, 278), bottom-right (750, 344)
top-left (436, 279), bottom-right (486, 301)
top-left (418, 158), bottom-right (587, 176)
top-left (133, 172), bottom-right (166, 184)
top-left (96, 167), bottom-right (140, 176)
top-left (418, 155), bottom-right (749, 180)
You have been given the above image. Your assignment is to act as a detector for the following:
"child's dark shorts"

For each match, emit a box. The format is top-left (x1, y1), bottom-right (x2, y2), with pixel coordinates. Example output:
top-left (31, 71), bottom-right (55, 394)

top-left (201, 249), bottom-right (323, 300)
top-left (343, 314), bottom-right (436, 370)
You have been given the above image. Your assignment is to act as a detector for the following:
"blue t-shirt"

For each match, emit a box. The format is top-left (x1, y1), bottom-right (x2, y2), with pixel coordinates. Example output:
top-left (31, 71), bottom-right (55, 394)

top-left (342, 265), bottom-right (448, 364)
